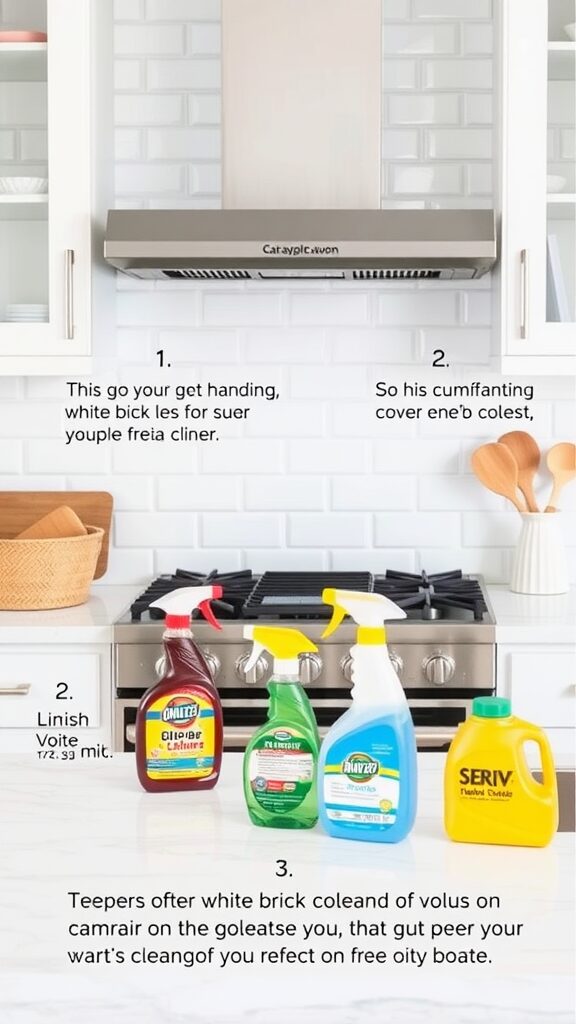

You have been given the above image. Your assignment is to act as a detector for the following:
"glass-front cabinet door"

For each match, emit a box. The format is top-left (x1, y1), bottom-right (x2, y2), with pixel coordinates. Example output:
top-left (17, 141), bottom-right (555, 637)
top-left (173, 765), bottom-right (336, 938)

top-left (0, 0), bottom-right (91, 369)
top-left (500, 0), bottom-right (576, 374)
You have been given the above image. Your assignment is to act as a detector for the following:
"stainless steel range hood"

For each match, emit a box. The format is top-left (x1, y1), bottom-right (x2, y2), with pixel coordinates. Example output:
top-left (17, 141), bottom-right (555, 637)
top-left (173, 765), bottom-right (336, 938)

top-left (104, 0), bottom-right (497, 281)
top-left (104, 209), bottom-right (497, 281)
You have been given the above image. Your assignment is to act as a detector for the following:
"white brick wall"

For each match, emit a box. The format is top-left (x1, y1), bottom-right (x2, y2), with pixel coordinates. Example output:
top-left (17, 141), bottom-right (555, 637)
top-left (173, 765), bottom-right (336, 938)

top-left (1, 0), bottom-right (574, 587)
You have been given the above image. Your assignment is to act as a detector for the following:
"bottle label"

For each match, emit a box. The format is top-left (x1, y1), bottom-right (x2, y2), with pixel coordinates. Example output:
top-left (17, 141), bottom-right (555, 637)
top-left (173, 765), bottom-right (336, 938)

top-left (323, 726), bottom-right (400, 830)
top-left (145, 691), bottom-right (215, 780)
top-left (248, 728), bottom-right (314, 814)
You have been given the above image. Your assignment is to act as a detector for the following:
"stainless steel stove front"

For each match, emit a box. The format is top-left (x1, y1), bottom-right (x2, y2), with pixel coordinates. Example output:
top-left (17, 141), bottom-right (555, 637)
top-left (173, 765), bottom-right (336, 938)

top-left (113, 618), bottom-right (496, 754)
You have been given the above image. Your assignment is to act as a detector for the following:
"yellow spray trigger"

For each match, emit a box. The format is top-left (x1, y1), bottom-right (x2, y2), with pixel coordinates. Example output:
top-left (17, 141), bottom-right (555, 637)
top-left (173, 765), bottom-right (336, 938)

top-left (322, 589), bottom-right (347, 638)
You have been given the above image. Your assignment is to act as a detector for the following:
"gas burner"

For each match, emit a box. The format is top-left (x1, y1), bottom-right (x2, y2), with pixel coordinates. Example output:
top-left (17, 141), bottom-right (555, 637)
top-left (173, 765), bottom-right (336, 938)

top-left (374, 570), bottom-right (488, 623)
top-left (130, 570), bottom-right (257, 622)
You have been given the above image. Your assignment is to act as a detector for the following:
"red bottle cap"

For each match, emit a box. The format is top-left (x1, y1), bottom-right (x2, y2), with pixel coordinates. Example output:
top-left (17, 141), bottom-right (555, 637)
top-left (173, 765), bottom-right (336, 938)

top-left (165, 614), bottom-right (191, 630)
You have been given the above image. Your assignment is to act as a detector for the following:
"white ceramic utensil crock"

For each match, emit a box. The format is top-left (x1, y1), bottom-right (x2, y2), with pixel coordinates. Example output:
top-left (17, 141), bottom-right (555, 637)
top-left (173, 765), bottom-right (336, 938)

top-left (510, 512), bottom-right (569, 595)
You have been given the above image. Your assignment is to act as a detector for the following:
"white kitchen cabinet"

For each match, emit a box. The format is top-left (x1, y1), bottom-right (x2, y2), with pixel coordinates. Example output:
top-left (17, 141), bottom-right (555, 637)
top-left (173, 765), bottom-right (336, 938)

top-left (498, 644), bottom-right (576, 767)
top-left (0, 643), bottom-right (112, 754)
top-left (0, 0), bottom-right (114, 376)
top-left (498, 0), bottom-right (576, 375)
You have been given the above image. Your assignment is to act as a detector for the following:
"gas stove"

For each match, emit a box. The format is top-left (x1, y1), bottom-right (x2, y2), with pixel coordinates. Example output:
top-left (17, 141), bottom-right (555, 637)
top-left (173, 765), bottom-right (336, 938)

top-left (114, 569), bottom-right (496, 754)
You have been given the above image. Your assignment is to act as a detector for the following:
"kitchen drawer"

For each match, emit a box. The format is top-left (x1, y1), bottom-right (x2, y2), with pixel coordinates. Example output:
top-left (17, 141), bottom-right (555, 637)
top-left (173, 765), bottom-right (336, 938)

top-left (0, 653), bottom-right (100, 729)
top-left (502, 649), bottom-right (576, 729)
top-left (0, 729), bottom-right (110, 756)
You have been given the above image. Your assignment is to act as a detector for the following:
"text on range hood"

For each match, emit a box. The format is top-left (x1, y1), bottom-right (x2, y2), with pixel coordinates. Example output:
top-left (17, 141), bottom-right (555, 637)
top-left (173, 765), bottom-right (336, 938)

top-left (104, 209), bottom-right (497, 281)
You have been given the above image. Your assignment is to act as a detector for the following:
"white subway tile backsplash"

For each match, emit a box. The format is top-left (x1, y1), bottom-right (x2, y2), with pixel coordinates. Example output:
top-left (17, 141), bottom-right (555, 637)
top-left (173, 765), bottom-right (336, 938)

top-left (419, 548), bottom-right (509, 582)
top-left (115, 59), bottom-right (143, 90)
top-left (203, 292), bottom-right (282, 327)
top-left (382, 0), bottom-right (411, 19)
top-left (0, 130), bottom-right (14, 159)
top-left (419, 474), bottom-right (501, 511)
top-left (186, 23), bottom-right (221, 55)
top-left (382, 129), bottom-right (420, 159)
top-left (383, 24), bottom-right (457, 54)
top-left (373, 439), bottom-right (459, 474)
top-left (426, 128), bottom-right (492, 158)
top-left (202, 513), bottom-right (282, 548)
top-left (189, 94), bottom-right (221, 125)
top-left (116, 512), bottom-right (196, 546)
top-left (159, 475), bottom-right (240, 510)
top-left (0, 403), bottom-right (61, 438)
top-left (245, 477), bottom-right (325, 511)
top-left (157, 329), bottom-right (239, 363)
top-left (0, 441), bottom-right (23, 474)
top-left (377, 290), bottom-right (458, 325)
top-left (118, 291), bottom-right (199, 326)
top-left (289, 366), bottom-right (368, 400)
top-left (290, 293), bottom-right (370, 327)
top-left (289, 515), bottom-right (369, 548)
top-left (423, 60), bottom-right (492, 90)
top-left (101, 547), bottom-right (154, 585)
top-left (26, 441), bottom-right (110, 475)
top-left (200, 440), bottom-right (284, 475)
top-left (147, 127), bottom-right (220, 159)
top-left (249, 549), bottom-right (330, 572)
top-left (389, 163), bottom-right (462, 195)
top-left (70, 475), bottom-right (154, 511)
top-left (420, 328), bottom-right (492, 364)
top-left (115, 128), bottom-right (143, 160)
top-left (331, 548), bottom-right (418, 572)
top-left (388, 93), bottom-right (460, 125)
top-left (332, 328), bottom-right (414, 364)
top-left (413, 0), bottom-right (492, 18)
top-left (246, 402), bottom-right (326, 439)
top-left (115, 24), bottom-right (185, 55)
top-left (189, 163), bottom-right (221, 194)
top-left (147, 58), bottom-right (220, 90)
top-left (464, 94), bottom-right (493, 126)
top-left (115, 94), bottom-right (183, 125)
top-left (375, 512), bottom-right (461, 547)
top-left (115, 0), bottom-right (143, 19)
top-left (461, 23), bottom-right (493, 55)
top-left (332, 476), bottom-right (416, 510)
top-left (154, 548), bottom-right (242, 573)
top-left (463, 290), bottom-right (492, 325)
top-left (112, 440), bottom-right (198, 474)
top-left (382, 59), bottom-right (417, 90)
top-left (288, 440), bottom-right (369, 475)
top-left (462, 512), bottom-right (517, 547)
top-left (116, 162), bottom-right (184, 194)
top-left (243, 329), bottom-right (325, 364)
top-left (146, 0), bottom-right (221, 20)
top-left (467, 163), bottom-right (493, 196)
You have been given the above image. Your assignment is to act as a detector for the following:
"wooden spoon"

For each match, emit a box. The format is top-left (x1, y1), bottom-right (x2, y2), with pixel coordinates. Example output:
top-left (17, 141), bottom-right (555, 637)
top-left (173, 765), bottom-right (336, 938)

top-left (545, 442), bottom-right (576, 512)
top-left (470, 443), bottom-right (527, 514)
top-left (498, 431), bottom-right (541, 512)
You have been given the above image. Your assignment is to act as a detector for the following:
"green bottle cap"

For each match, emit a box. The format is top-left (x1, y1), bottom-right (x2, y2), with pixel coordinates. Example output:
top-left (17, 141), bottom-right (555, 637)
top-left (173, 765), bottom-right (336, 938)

top-left (473, 696), bottom-right (511, 718)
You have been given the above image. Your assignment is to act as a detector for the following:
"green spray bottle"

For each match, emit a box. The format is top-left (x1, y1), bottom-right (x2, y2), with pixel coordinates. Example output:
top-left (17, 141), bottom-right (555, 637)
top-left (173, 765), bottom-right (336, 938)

top-left (243, 625), bottom-right (320, 830)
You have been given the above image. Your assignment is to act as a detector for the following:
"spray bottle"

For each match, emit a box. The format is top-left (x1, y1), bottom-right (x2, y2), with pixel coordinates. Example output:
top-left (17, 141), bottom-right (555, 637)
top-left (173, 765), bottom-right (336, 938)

top-left (135, 586), bottom-right (224, 793)
top-left (243, 625), bottom-right (321, 829)
top-left (318, 589), bottom-right (417, 843)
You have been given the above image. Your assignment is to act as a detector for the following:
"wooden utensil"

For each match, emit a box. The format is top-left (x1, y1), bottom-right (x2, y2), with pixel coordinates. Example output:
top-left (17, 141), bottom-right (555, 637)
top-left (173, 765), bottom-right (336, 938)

top-left (470, 443), bottom-right (527, 514)
top-left (545, 442), bottom-right (576, 512)
top-left (16, 505), bottom-right (87, 541)
top-left (498, 431), bottom-right (541, 512)
top-left (0, 492), bottom-right (113, 578)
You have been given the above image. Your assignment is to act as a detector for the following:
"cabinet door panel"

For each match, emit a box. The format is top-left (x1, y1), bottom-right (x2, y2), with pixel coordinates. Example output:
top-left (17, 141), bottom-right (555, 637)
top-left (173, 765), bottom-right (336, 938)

top-left (506, 649), bottom-right (575, 728)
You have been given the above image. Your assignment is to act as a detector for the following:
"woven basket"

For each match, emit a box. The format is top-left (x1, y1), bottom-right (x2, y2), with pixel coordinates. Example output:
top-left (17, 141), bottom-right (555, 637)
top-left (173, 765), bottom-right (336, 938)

top-left (0, 526), bottom-right (104, 610)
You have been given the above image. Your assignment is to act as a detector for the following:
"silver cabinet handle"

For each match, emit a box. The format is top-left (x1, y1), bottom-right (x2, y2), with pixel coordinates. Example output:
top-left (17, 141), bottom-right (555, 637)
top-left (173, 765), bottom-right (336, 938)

top-left (0, 684), bottom-right (31, 696)
top-left (65, 249), bottom-right (75, 340)
top-left (520, 248), bottom-right (528, 340)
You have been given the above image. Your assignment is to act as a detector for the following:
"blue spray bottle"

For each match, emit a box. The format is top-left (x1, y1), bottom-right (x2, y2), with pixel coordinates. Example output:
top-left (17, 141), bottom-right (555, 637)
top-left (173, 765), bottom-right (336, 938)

top-left (318, 589), bottom-right (417, 843)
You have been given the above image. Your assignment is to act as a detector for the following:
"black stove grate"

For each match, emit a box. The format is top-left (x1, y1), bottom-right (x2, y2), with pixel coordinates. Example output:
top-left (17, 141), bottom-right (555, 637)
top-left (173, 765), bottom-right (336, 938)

top-left (130, 569), bottom-right (257, 621)
top-left (374, 570), bottom-right (488, 622)
top-left (244, 571), bottom-right (374, 619)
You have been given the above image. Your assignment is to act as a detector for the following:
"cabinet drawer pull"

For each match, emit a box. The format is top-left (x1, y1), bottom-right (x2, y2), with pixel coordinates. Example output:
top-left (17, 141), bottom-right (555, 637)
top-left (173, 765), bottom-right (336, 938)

top-left (0, 684), bottom-right (31, 696)
top-left (65, 249), bottom-right (75, 340)
top-left (520, 248), bottom-right (528, 340)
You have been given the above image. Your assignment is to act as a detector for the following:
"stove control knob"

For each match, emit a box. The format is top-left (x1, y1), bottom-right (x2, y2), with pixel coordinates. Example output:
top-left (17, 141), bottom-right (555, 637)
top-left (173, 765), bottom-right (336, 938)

top-left (202, 649), bottom-right (221, 681)
top-left (154, 655), bottom-right (166, 679)
top-left (235, 653), bottom-right (268, 686)
top-left (340, 655), bottom-right (353, 684)
top-left (389, 651), bottom-right (403, 676)
top-left (299, 653), bottom-right (322, 686)
top-left (424, 654), bottom-right (455, 686)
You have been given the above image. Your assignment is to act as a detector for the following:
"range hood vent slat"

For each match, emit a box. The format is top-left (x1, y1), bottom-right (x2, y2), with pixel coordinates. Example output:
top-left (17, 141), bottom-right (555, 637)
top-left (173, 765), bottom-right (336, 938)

top-left (163, 269), bottom-right (251, 280)
top-left (353, 269), bottom-right (442, 280)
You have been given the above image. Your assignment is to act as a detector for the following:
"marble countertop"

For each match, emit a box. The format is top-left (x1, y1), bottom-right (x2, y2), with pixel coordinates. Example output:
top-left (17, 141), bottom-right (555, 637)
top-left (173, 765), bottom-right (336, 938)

top-left (0, 584), bottom-right (573, 645)
top-left (0, 753), bottom-right (573, 1023)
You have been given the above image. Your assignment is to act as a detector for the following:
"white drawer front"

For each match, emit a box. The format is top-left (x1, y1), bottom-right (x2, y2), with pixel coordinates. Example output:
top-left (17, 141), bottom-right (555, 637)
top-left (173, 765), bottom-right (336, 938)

top-left (0, 653), bottom-right (100, 729)
top-left (506, 650), bottom-right (576, 729)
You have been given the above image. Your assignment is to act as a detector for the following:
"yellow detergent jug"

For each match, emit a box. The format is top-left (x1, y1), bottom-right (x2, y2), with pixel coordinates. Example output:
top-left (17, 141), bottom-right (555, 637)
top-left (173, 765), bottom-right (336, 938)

top-left (444, 697), bottom-right (558, 847)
